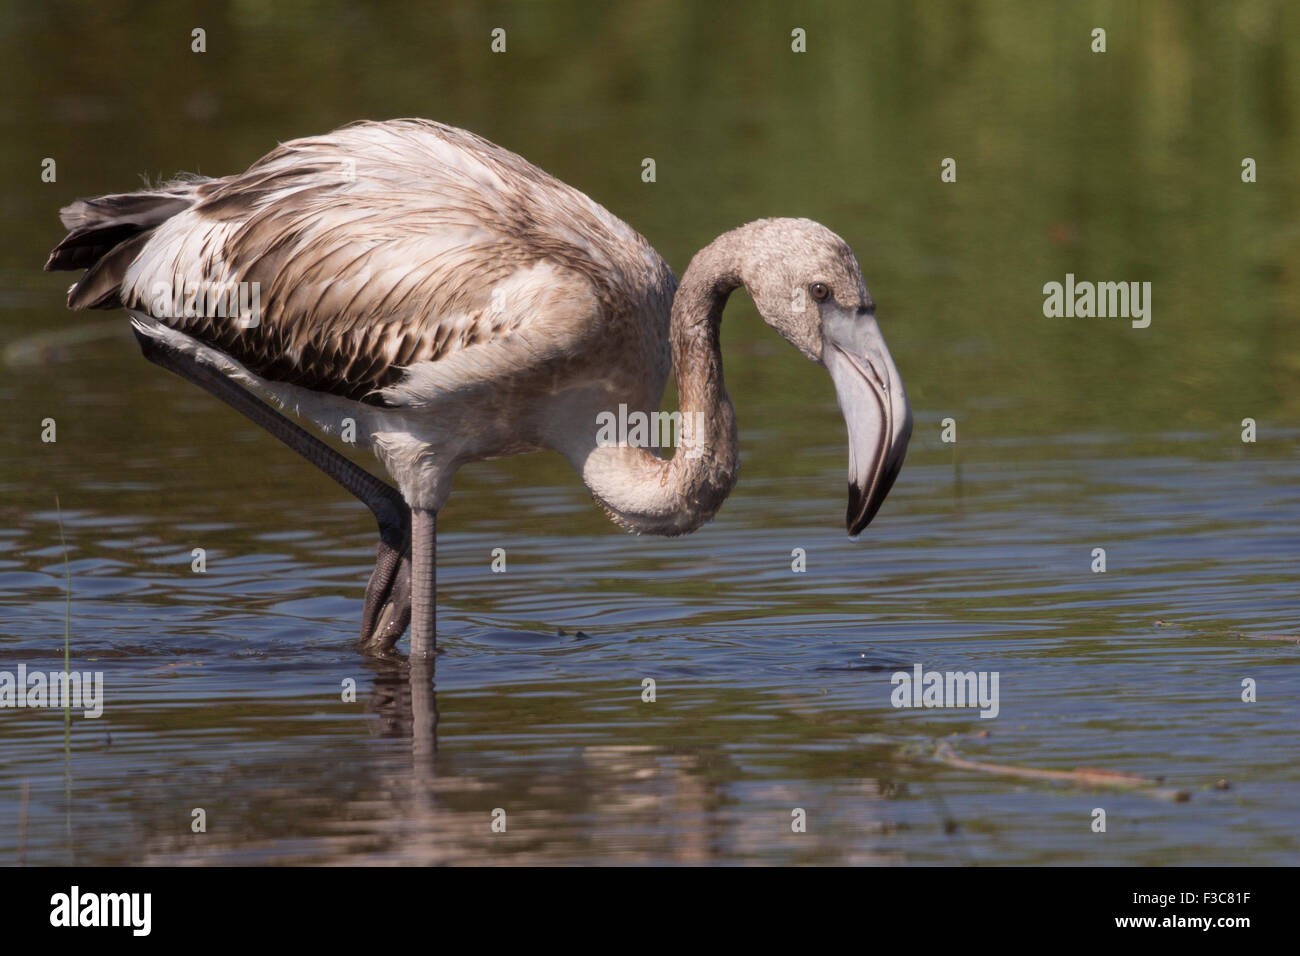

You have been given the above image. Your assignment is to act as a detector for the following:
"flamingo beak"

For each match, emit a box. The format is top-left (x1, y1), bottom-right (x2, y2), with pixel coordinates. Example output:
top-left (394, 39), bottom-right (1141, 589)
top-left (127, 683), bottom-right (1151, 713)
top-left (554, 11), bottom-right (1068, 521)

top-left (822, 312), bottom-right (912, 538)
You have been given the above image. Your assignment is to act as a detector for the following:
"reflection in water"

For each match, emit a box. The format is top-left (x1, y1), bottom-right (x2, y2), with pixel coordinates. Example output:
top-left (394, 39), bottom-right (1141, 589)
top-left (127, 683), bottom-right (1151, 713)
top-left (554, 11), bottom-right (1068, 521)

top-left (363, 658), bottom-right (440, 750)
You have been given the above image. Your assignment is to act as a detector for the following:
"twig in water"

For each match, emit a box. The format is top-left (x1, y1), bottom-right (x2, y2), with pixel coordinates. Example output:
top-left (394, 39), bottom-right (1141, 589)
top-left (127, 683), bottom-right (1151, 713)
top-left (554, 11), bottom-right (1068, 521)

top-left (932, 741), bottom-right (1192, 802)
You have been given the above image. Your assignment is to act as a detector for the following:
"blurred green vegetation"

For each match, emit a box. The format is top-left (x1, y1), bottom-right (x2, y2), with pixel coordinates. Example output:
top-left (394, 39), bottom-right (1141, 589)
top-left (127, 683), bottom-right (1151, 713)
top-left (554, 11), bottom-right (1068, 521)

top-left (1, 0), bottom-right (1296, 526)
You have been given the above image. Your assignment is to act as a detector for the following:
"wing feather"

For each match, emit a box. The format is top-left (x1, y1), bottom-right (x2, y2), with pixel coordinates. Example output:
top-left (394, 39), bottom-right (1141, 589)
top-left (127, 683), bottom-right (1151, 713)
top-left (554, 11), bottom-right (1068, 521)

top-left (118, 119), bottom-right (669, 404)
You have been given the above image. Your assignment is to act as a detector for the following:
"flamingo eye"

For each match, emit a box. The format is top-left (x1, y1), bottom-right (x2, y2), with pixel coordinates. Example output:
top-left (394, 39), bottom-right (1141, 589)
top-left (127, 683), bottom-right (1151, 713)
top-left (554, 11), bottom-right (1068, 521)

top-left (810, 282), bottom-right (830, 302)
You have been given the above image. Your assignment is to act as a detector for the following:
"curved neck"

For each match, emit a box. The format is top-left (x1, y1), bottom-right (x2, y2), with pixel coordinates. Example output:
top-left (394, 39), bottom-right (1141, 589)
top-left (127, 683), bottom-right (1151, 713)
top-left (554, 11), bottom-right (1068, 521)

top-left (664, 234), bottom-right (744, 525)
top-left (573, 231), bottom-right (746, 536)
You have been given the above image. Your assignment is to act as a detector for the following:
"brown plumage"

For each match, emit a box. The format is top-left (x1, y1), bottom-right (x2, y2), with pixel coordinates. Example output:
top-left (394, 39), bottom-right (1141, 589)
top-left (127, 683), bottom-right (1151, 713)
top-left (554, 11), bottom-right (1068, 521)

top-left (45, 118), bottom-right (912, 660)
top-left (47, 119), bottom-right (672, 403)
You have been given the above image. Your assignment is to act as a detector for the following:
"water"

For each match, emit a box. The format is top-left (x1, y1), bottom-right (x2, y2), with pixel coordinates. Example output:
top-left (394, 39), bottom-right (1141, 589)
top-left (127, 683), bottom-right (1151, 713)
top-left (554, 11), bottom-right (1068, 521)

top-left (1, 1), bottom-right (1298, 865)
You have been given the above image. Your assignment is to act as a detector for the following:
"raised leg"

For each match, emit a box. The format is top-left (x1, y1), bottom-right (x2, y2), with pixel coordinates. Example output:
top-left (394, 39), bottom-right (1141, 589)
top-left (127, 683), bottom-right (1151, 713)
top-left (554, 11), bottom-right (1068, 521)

top-left (132, 326), bottom-right (412, 652)
top-left (409, 507), bottom-right (437, 661)
top-left (359, 538), bottom-right (412, 652)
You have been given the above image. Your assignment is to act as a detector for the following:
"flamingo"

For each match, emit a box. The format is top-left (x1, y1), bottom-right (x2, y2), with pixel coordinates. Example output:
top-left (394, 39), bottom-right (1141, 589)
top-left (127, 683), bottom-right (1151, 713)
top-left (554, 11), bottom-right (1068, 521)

top-left (45, 119), bottom-right (912, 661)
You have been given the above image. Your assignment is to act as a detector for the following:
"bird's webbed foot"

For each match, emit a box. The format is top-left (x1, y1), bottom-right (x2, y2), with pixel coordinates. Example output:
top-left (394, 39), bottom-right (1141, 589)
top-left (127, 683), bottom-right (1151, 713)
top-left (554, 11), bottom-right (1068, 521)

top-left (358, 506), bottom-right (412, 654)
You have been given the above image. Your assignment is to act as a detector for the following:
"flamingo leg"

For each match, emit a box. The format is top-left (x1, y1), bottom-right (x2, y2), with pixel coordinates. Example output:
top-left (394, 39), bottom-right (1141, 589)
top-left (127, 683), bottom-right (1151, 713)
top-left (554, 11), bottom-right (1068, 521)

top-left (359, 536), bottom-right (412, 652)
top-left (409, 507), bottom-right (437, 661)
top-left (131, 326), bottom-right (413, 652)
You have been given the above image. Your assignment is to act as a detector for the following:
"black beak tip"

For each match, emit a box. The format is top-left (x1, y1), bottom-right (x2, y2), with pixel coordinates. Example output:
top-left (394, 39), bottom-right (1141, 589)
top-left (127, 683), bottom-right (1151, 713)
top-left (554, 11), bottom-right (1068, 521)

top-left (846, 453), bottom-right (906, 538)
top-left (846, 482), bottom-right (874, 538)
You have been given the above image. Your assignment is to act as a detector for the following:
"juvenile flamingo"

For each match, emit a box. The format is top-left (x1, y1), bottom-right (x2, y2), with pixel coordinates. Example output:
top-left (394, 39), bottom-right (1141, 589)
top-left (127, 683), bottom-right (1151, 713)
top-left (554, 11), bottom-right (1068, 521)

top-left (45, 119), bottom-right (912, 659)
